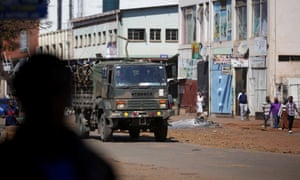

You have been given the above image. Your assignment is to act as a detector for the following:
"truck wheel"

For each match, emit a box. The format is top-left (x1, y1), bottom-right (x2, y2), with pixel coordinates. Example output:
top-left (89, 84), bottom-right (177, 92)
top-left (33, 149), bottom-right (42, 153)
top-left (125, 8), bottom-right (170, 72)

top-left (98, 114), bottom-right (112, 141)
top-left (129, 127), bottom-right (140, 139)
top-left (154, 119), bottom-right (168, 141)
top-left (76, 113), bottom-right (89, 138)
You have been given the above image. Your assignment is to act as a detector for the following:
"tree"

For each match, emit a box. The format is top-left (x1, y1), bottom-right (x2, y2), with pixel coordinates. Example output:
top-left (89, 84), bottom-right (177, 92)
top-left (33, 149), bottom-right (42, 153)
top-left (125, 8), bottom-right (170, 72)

top-left (0, 20), bottom-right (39, 91)
top-left (0, 20), bottom-right (39, 51)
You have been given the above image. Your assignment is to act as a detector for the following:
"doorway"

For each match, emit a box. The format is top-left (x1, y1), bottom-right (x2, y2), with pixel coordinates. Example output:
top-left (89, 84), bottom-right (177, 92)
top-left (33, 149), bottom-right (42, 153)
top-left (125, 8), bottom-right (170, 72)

top-left (235, 68), bottom-right (247, 115)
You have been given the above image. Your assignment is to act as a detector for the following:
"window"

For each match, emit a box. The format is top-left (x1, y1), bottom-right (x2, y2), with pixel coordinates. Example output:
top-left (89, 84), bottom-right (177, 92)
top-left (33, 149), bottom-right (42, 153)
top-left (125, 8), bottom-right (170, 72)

top-left (102, 31), bottom-right (106, 44)
top-left (236, 0), bottom-right (247, 40)
top-left (150, 29), bottom-right (161, 41)
top-left (213, 0), bottom-right (232, 42)
top-left (74, 36), bottom-right (78, 48)
top-left (88, 34), bottom-right (91, 46)
top-left (182, 6), bottom-right (196, 44)
top-left (113, 29), bottom-right (118, 42)
top-left (252, 0), bottom-right (267, 37)
top-left (93, 33), bottom-right (96, 46)
top-left (279, 55), bottom-right (300, 62)
top-left (128, 29), bottom-right (145, 41)
top-left (84, 34), bottom-right (87, 47)
top-left (166, 29), bottom-right (178, 41)
top-left (79, 35), bottom-right (83, 48)
top-left (20, 30), bottom-right (27, 51)
top-left (109, 30), bottom-right (113, 42)
top-left (98, 32), bottom-right (101, 45)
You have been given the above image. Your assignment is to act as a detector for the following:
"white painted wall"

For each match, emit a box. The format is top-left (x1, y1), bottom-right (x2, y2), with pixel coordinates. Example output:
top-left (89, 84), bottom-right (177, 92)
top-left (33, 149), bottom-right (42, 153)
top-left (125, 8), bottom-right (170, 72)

top-left (119, 8), bottom-right (179, 58)
top-left (40, 0), bottom-right (103, 34)
top-left (73, 21), bottom-right (118, 58)
top-left (268, 0), bottom-right (300, 99)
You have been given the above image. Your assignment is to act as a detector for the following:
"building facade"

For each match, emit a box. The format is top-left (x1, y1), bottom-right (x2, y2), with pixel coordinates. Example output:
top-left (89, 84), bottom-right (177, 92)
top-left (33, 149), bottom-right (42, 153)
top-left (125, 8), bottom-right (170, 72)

top-left (1, 24), bottom-right (39, 97)
top-left (178, 0), bottom-right (300, 117)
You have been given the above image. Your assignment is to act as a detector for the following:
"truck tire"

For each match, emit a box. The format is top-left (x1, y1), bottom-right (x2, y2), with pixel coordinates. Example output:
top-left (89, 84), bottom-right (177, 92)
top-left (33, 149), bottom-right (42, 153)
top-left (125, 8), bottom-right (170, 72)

top-left (129, 126), bottom-right (140, 139)
top-left (154, 119), bottom-right (168, 141)
top-left (98, 114), bottom-right (112, 141)
top-left (76, 113), bottom-right (89, 138)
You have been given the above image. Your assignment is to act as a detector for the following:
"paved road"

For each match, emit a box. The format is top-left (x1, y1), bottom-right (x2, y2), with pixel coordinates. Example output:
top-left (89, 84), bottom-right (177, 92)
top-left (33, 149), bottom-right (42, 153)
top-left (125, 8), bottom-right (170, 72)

top-left (85, 134), bottom-right (300, 180)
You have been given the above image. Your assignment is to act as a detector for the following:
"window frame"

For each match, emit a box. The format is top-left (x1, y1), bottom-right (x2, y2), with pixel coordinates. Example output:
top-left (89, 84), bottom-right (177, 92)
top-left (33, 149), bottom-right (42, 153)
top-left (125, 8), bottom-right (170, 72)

top-left (182, 6), bottom-right (196, 44)
top-left (213, 0), bottom-right (232, 42)
top-left (165, 29), bottom-right (178, 42)
top-left (128, 29), bottom-right (146, 41)
top-left (20, 30), bottom-right (27, 52)
top-left (236, 0), bottom-right (247, 40)
top-left (252, 0), bottom-right (268, 37)
top-left (150, 28), bottom-right (161, 42)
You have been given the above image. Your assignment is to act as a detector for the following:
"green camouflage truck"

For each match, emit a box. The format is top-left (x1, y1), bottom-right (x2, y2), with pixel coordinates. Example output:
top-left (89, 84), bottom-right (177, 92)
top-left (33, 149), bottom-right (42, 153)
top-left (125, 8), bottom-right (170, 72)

top-left (70, 58), bottom-right (172, 141)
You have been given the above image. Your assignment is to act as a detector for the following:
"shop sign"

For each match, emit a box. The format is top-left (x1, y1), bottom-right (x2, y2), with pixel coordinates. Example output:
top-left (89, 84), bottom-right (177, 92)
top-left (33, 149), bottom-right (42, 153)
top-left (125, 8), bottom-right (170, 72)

top-left (231, 58), bottom-right (249, 67)
top-left (221, 66), bottom-right (232, 75)
top-left (250, 57), bottom-right (266, 68)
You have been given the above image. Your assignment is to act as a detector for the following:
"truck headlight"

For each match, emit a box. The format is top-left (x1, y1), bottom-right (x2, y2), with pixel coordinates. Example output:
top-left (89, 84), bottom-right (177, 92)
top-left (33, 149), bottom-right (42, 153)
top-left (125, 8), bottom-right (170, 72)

top-left (116, 100), bottom-right (126, 109)
top-left (159, 99), bottom-right (167, 108)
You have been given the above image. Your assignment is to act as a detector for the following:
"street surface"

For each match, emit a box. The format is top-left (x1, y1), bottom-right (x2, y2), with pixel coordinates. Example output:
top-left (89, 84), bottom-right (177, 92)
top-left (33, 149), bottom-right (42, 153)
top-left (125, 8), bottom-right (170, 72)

top-left (85, 132), bottom-right (300, 180)
top-left (1, 116), bottom-right (300, 179)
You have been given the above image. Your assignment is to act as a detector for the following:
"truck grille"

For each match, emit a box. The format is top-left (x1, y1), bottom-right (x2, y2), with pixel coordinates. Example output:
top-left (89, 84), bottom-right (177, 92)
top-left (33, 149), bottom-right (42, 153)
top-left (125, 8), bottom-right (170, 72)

top-left (127, 100), bottom-right (158, 109)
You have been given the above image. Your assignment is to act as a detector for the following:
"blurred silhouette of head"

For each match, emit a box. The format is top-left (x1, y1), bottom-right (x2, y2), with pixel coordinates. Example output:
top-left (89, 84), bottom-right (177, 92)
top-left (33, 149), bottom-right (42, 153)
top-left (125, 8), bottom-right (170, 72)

top-left (12, 53), bottom-right (72, 127)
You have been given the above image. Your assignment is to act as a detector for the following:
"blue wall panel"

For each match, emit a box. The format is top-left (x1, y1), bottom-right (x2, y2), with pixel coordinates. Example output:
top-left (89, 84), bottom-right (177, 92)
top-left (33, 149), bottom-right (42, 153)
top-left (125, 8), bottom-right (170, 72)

top-left (210, 63), bottom-right (232, 114)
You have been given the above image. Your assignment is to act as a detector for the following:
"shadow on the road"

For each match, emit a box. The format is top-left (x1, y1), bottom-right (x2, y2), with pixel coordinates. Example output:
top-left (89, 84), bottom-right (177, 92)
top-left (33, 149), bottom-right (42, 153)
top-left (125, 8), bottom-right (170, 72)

top-left (85, 133), bottom-right (179, 143)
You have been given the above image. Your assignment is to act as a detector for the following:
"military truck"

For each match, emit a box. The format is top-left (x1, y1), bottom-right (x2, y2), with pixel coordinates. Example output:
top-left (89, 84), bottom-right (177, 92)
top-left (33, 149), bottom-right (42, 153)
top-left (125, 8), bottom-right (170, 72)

top-left (69, 58), bottom-right (172, 141)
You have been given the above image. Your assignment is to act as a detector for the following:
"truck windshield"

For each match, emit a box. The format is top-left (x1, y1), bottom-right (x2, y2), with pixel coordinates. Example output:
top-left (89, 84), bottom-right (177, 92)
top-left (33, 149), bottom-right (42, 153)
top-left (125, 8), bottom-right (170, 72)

top-left (115, 64), bottom-right (167, 87)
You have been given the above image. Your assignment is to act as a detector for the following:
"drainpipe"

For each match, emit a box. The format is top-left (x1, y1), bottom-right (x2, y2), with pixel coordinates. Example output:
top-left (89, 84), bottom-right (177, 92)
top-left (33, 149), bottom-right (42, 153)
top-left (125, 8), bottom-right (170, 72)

top-left (208, 0), bottom-right (212, 116)
top-left (274, 0), bottom-right (277, 98)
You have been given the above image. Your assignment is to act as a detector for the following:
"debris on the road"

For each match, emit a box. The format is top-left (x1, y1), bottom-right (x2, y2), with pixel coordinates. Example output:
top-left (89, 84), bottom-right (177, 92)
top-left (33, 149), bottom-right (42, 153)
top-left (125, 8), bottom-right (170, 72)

top-left (169, 118), bottom-right (221, 129)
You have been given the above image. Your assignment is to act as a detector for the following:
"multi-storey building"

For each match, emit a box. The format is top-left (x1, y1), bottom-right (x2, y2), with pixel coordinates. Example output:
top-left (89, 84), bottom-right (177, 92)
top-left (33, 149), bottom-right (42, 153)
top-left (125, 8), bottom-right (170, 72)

top-left (178, 0), bottom-right (300, 117)
top-left (39, 0), bottom-right (179, 99)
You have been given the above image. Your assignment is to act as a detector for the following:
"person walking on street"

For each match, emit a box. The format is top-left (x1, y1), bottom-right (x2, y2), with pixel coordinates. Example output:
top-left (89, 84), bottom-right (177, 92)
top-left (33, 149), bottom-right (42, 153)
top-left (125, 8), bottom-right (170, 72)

top-left (4, 98), bottom-right (19, 140)
top-left (262, 96), bottom-right (271, 130)
top-left (270, 97), bottom-right (281, 128)
top-left (286, 96), bottom-right (299, 134)
top-left (196, 91), bottom-right (204, 119)
top-left (278, 98), bottom-right (288, 130)
top-left (4, 99), bottom-right (19, 126)
top-left (238, 90), bottom-right (248, 121)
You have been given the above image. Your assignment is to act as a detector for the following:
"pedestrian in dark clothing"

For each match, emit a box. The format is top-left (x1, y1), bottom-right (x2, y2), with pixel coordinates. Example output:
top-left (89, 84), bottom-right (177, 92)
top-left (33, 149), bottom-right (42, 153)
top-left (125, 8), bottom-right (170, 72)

top-left (270, 97), bottom-right (281, 128)
top-left (4, 98), bottom-right (19, 140)
top-left (0, 54), bottom-right (117, 180)
top-left (238, 90), bottom-right (248, 121)
top-left (4, 99), bottom-right (19, 126)
top-left (286, 96), bottom-right (299, 134)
